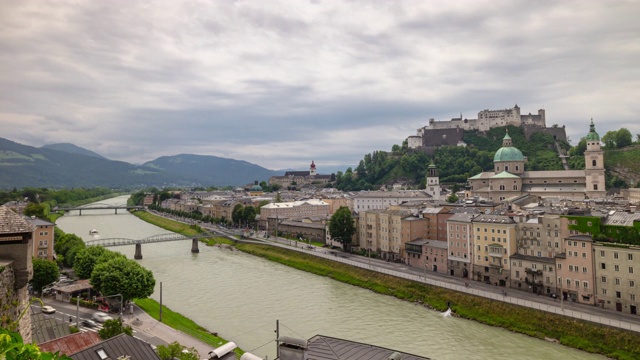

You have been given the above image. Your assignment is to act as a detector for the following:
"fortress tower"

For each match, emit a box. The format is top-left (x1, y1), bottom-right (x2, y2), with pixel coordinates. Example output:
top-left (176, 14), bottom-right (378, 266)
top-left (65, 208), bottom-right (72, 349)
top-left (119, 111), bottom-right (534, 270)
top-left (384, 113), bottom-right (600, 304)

top-left (426, 162), bottom-right (442, 200)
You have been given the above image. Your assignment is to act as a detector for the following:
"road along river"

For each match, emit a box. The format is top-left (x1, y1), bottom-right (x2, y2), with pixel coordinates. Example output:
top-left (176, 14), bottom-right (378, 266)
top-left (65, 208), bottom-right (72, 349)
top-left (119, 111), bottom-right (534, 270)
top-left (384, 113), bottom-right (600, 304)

top-left (56, 195), bottom-right (604, 360)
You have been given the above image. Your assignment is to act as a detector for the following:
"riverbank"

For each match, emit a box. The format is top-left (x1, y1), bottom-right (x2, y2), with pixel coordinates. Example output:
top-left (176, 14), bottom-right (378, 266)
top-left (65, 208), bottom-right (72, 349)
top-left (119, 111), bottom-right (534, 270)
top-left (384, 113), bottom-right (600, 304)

top-left (131, 210), bottom-right (640, 360)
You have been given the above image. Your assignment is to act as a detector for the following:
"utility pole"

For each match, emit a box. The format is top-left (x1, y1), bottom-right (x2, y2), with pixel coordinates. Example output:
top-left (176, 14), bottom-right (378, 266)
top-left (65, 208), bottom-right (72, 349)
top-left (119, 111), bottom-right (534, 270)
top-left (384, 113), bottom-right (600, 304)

top-left (76, 296), bottom-right (79, 328)
top-left (160, 282), bottom-right (163, 322)
top-left (276, 319), bottom-right (280, 359)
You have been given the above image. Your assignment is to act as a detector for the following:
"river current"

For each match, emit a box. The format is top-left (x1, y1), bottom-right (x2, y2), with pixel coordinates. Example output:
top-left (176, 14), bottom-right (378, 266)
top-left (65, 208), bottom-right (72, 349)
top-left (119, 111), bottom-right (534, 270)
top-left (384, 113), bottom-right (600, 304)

top-left (56, 195), bottom-right (603, 360)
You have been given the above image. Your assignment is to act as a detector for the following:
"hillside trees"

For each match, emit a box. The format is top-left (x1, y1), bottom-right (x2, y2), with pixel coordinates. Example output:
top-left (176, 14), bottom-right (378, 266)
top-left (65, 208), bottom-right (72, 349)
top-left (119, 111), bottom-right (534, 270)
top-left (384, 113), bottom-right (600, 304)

top-left (602, 128), bottom-right (633, 149)
top-left (74, 246), bottom-right (126, 279)
top-left (54, 229), bottom-right (86, 267)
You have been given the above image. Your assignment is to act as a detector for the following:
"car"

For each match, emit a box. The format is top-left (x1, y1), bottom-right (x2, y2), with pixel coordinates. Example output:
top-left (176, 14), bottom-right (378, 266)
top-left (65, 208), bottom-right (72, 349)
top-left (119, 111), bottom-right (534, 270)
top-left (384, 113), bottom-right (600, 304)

top-left (81, 319), bottom-right (99, 328)
top-left (92, 312), bottom-right (113, 323)
top-left (41, 305), bottom-right (56, 314)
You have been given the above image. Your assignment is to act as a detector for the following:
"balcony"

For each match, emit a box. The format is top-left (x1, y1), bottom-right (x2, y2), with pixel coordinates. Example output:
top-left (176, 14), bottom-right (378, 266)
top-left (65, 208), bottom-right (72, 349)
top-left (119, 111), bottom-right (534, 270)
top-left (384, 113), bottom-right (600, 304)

top-left (525, 267), bottom-right (543, 276)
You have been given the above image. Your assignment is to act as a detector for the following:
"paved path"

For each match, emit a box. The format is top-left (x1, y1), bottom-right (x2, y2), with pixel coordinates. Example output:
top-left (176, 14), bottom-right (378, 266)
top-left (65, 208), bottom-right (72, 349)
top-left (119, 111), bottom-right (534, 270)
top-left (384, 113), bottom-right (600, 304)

top-left (124, 304), bottom-right (215, 359)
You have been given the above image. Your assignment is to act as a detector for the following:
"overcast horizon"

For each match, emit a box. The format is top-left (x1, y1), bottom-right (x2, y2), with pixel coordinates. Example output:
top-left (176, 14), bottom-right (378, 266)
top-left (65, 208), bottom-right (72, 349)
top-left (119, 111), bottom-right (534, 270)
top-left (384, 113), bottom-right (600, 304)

top-left (1, 1), bottom-right (639, 171)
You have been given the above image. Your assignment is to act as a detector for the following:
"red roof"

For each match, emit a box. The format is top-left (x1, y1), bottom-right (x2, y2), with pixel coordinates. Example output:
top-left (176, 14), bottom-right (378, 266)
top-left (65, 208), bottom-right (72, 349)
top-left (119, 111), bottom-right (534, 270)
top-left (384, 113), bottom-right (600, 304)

top-left (39, 331), bottom-right (101, 355)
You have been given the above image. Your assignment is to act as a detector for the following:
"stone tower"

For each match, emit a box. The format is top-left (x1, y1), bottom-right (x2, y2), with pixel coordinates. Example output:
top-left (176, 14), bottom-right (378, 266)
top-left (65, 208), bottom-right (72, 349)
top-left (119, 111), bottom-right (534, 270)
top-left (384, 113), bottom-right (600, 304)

top-left (584, 119), bottom-right (606, 199)
top-left (309, 161), bottom-right (317, 176)
top-left (426, 162), bottom-right (441, 200)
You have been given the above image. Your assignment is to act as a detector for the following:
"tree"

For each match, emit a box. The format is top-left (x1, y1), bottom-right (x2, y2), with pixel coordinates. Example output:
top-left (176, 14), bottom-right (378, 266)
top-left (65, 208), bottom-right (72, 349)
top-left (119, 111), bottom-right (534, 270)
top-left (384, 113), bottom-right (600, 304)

top-left (156, 342), bottom-right (199, 360)
top-left (231, 204), bottom-right (244, 226)
top-left (98, 318), bottom-right (133, 340)
top-left (23, 202), bottom-right (46, 218)
top-left (243, 206), bottom-right (257, 226)
top-left (0, 328), bottom-right (71, 360)
top-left (31, 259), bottom-right (59, 294)
top-left (74, 246), bottom-right (125, 280)
top-left (54, 233), bottom-right (86, 267)
top-left (329, 206), bottom-right (356, 251)
top-left (91, 257), bottom-right (155, 302)
top-left (616, 128), bottom-right (633, 148)
top-left (602, 130), bottom-right (618, 149)
top-left (447, 194), bottom-right (459, 203)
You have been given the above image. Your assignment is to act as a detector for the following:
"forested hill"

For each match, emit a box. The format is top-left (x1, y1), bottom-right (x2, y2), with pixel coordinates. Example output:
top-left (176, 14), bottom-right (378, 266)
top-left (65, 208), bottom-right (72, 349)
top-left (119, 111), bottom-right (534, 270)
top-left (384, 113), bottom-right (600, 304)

top-left (334, 125), bottom-right (569, 191)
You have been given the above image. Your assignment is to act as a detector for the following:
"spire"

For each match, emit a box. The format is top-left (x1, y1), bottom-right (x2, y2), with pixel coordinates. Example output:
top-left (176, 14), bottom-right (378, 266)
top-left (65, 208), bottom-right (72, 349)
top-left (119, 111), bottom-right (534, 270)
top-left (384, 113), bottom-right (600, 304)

top-left (586, 118), bottom-right (600, 141)
top-left (502, 130), bottom-right (512, 147)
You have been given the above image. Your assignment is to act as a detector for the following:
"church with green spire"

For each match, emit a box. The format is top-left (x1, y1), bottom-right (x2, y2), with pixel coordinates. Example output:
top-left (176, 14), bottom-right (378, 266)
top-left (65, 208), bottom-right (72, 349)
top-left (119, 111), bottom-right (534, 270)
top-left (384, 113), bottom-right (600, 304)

top-left (467, 120), bottom-right (606, 201)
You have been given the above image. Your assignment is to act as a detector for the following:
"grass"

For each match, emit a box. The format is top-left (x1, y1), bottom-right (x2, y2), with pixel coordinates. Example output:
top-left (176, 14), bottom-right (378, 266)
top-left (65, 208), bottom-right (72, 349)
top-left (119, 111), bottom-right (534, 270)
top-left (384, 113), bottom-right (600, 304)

top-left (134, 298), bottom-right (244, 357)
top-left (133, 211), bottom-right (640, 359)
top-left (131, 211), bottom-right (201, 236)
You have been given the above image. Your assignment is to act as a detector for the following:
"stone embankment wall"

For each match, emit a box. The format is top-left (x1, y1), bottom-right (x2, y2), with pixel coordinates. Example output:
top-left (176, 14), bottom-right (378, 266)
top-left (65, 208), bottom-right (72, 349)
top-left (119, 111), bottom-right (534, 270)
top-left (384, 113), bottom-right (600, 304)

top-left (0, 260), bottom-right (31, 342)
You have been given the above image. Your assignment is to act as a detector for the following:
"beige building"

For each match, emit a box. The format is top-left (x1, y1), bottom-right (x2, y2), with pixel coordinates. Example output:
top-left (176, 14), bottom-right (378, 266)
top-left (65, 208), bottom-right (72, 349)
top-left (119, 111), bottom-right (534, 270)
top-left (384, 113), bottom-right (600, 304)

top-left (26, 217), bottom-right (55, 261)
top-left (593, 244), bottom-right (639, 314)
top-left (269, 161), bottom-right (333, 188)
top-left (359, 209), bottom-right (428, 261)
top-left (556, 235), bottom-right (596, 305)
top-left (353, 190), bottom-right (433, 212)
top-left (472, 215), bottom-right (517, 287)
top-left (468, 121), bottom-right (606, 201)
top-left (510, 215), bottom-right (568, 295)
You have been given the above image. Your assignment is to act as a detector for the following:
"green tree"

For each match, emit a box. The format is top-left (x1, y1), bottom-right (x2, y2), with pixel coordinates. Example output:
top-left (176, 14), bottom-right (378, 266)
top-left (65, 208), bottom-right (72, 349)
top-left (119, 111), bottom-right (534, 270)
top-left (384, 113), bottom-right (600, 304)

top-left (98, 318), bottom-right (133, 340)
top-left (24, 202), bottom-right (46, 218)
top-left (73, 246), bottom-right (125, 280)
top-left (31, 259), bottom-right (59, 294)
top-left (447, 194), bottom-right (459, 203)
top-left (569, 138), bottom-right (587, 156)
top-left (54, 233), bottom-right (86, 267)
top-left (91, 257), bottom-right (155, 302)
top-left (329, 206), bottom-right (356, 251)
top-left (243, 206), bottom-right (257, 225)
top-left (616, 128), bottom-right (633, 148)
top-left (602, 130), bottom-right (618, 149)
top-left (0, 328), bottom-right (71, 360)
top-left (231, 204), bottom-right (244, 226)
top-left (156, 342), bottom-right (199, 360)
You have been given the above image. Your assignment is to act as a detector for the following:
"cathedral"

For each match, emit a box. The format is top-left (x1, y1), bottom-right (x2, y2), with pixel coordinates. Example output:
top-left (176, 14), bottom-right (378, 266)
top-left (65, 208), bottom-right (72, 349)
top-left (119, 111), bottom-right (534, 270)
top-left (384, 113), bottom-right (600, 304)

top-left (467, 120), bottom-right (606, 201)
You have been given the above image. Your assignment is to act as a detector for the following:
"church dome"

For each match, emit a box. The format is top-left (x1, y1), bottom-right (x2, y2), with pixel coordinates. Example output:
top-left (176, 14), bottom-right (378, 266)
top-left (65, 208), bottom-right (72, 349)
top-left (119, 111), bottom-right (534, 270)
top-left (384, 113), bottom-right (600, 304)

top-left (585, 119), bottom-right (600, 141)
top-left (493, 132), bottom-right (524, 162)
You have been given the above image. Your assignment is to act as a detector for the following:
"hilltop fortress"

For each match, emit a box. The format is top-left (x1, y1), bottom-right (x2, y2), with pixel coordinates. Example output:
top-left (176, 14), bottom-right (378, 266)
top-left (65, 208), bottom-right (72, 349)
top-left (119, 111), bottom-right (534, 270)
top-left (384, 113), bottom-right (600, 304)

top-left (407, 105), bottom-right (567, 153)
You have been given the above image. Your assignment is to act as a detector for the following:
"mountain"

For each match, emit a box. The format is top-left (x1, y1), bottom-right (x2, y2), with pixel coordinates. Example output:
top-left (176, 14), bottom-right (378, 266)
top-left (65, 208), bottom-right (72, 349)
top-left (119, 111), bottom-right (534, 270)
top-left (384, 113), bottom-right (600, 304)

top-left (0, 137), bottom-right (279, 189)
top-left (143, 154), bottom-right (280, 187)
top-left (41, 143), bottom-right (107, 159)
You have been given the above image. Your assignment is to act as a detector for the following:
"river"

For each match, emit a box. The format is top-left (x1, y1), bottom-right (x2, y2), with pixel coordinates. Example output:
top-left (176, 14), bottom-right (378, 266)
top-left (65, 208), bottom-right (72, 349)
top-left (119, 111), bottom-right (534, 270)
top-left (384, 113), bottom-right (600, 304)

top-left (56, 195), bottom-right (604, 360)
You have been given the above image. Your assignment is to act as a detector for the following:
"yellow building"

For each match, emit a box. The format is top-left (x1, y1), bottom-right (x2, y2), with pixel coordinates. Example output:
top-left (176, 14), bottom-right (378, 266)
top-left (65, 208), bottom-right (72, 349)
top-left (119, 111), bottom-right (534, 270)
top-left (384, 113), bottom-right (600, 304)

top-left (472, 214), bottom-right (517, 287)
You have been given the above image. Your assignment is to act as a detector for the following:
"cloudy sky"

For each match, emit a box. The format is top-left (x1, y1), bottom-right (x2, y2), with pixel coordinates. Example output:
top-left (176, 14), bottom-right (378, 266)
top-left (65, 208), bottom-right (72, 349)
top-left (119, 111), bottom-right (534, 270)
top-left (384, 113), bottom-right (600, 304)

top-left (1, 1), bottom-right (639, 171)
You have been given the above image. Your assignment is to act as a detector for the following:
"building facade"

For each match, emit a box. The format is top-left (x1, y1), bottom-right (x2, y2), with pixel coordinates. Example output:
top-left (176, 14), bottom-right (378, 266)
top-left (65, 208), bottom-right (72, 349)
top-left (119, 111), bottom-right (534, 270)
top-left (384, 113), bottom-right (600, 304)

top-left (471, 215), bottom-right (517, 287)
top-left (593, 244), bottom-right (639, 314)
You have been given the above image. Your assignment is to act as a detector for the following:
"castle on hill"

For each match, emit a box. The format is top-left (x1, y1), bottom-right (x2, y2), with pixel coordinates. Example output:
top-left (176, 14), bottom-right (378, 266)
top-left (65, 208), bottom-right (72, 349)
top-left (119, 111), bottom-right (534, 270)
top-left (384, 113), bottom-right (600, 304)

top-left (269, 161), bottom-right (334, 188)
top-left (407, 105), bottom-right (567, 153)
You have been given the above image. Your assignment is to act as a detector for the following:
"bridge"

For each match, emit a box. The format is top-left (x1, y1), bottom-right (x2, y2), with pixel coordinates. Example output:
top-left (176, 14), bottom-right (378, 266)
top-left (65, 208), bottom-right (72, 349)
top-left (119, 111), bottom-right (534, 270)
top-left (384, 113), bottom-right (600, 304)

top-left (55, 203), bottom-right (144, 215)
top-left (86, 231), bottom-right (222, 259)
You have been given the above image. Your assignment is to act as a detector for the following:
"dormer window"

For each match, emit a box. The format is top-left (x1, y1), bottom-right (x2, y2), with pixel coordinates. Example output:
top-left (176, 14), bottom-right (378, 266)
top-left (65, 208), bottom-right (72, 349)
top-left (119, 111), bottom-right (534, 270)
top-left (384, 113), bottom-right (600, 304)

top-left (96, 349), bottom-right (108, 360)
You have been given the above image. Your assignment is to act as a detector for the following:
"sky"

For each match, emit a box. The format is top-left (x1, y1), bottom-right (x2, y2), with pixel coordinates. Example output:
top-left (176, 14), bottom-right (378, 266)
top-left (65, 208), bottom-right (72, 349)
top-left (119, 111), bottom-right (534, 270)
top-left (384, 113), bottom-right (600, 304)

top-left (1, 1), bottom-right (639, 171)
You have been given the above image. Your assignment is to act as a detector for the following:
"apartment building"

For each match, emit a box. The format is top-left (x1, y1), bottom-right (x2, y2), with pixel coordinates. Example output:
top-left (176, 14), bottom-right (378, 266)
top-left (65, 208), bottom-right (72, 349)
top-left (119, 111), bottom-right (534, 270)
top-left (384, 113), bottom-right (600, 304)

top-left (510, 215), bottom-right (568, 295)
top-left (472, 215), bottom-right (517, 287)
top-left (353, 191), bottom-right (432, 212)
top-left (556, 235), bottom-right (596, 305)
top-left (446, 213), bottom-right (475, 278)
top-left (421, 207), bottom-right (452, 241)
top-left (593, 244), bottom-right (639, 314)
top-left (25, 217), bottom-right (55, 261)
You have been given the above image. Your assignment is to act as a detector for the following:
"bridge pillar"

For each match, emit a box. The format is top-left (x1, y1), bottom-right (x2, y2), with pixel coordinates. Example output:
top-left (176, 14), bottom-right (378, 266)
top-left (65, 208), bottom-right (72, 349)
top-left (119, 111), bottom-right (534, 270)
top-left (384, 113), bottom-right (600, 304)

top-left (134, 243), bottom-right (143, 260)
top-left (79, 209), bottom-right (82, 216)
top-left (115, 208), bottom-right (118, 214)
top-left (191, 238), bottom-right (200, 254)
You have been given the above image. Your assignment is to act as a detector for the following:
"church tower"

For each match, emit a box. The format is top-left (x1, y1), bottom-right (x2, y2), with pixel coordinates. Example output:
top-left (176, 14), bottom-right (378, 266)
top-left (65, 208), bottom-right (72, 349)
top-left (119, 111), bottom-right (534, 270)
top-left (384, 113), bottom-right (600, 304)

top-left (426, 162), bottom-right (441, 200)
top-left (584, 119), bottom-right (606, 199)
top-left (309, 161), bottom-right (317, 176)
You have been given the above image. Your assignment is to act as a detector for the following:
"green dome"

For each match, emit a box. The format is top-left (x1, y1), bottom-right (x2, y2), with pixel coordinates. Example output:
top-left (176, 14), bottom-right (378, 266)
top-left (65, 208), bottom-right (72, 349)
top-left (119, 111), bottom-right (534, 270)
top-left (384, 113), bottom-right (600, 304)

top-left (585, 119), bottom-right (600, 141)
top-left (494, 146), bottom-right (524, 162)
top-left (250, 184), bottom-right (263, 191)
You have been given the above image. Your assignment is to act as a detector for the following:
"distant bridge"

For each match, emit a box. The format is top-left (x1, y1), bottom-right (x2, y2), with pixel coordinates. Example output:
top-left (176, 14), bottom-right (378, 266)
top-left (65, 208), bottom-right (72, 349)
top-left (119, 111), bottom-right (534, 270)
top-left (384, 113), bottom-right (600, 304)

top-left (86, 231), bottom-right (223, 259)
top-left (55, 203), bottom-right (144, 215)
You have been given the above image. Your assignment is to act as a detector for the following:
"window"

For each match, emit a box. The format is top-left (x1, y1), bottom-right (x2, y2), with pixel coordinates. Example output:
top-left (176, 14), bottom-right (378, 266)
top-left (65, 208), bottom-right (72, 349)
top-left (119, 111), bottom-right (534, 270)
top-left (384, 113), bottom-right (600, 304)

top-left (629, 254), bottom-right (634, 261)
top-left (630, 267), bottom-right (634, 274)
top-left (601, 276), bottom-right (607, 283)
top-left (601, 263), bottom-right (606, 270)
top-left (630, 280), bottom-right (636, 288)
top-left (566, 279), bottom-right (571, 286)
top-left (600, 250), bottom-right (605, 257)
top-left (631, 294), bottom-right (636, 301)
top-left (557, 263), bottom-right (562, 270)
top-left (592, 159), bottom-right (597, 167)
top-left (582, 267), bottom-right (587, 273)
top-left (582, 253), bottom-right (587, 258)
top-left (575, 280), bottom-right (580, 288)
top-left (614, 252), bottom-right (619, 259)
top-left (616, 291), bottom-right (621, 299)
top-left (615, 265), bottom-right (620, 272)
top-left (583, 281), bottom-right (588, 289)
top-left (569, 265), bottom-right (574, 271)
top-left (615, 278), bottom-right (621, 285)
top-left (602, 289), bottom-right (607, 295)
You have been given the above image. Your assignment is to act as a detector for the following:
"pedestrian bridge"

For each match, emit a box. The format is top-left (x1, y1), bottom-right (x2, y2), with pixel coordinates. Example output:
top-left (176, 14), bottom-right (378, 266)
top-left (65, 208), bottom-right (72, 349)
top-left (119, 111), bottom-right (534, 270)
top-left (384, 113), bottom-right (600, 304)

top-left (86, 231), bottom-right (221, 259)
top-left (56, 203), bottom-right (144, 215)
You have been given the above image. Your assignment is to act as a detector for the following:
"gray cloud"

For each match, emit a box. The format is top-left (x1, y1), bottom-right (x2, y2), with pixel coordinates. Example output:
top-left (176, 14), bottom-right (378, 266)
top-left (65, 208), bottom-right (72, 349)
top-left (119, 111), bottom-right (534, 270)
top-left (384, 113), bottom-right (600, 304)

top-left (0, 0), bottom-right (638, 171)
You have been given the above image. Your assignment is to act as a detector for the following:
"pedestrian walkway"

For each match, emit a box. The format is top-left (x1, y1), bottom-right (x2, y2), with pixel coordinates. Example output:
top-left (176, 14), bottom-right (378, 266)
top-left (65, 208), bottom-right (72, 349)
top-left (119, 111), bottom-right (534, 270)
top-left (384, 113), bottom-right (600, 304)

top-left (124, 304), bottom-right (215, 358)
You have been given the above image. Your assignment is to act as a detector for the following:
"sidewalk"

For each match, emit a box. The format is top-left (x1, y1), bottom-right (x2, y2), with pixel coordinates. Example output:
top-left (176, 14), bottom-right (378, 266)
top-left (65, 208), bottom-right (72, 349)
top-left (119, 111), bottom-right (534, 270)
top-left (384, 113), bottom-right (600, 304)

top-left (124, 304), bottom-right (215, 358)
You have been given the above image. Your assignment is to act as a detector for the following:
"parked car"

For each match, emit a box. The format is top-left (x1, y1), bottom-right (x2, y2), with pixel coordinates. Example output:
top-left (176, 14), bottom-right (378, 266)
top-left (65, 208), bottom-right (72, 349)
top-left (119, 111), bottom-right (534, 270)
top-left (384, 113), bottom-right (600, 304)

top-left (41, 305), bottom-right (56, 314)
top-left (81, 319), bottom-right (99, 328)
top-left (92, 312), bottom-right (113, 323)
